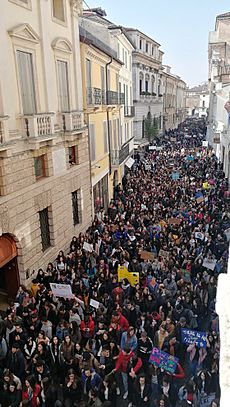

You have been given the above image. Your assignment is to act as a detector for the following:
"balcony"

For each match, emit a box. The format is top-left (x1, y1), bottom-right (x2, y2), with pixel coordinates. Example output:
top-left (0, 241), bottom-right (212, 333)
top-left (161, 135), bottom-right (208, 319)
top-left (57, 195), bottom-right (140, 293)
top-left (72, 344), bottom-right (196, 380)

top-left (111, 143), bottom-right (130, 167)
top-left (62, 111), bottom-right (84, 132)
top-left (124, 106), bottom-right (135, 117)
top-left (23, 113), bottom-right (55, 138)
top-left (106, 91), bottom-right (125, 105)
top-left (87, 87), bottom-right (103, 106)
top-left (139, 92), bottom-right (163, 104)
top-left (0, 116), bottom-right (9, 143)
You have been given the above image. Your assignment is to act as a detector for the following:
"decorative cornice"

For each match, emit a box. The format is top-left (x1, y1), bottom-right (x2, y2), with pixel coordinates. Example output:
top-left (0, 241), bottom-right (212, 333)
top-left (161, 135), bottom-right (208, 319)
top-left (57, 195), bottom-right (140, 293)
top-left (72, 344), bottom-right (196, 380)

top-left (8, 23), bottom-right (40, 44)
top-left (52, 37), bottom-right (73, 53)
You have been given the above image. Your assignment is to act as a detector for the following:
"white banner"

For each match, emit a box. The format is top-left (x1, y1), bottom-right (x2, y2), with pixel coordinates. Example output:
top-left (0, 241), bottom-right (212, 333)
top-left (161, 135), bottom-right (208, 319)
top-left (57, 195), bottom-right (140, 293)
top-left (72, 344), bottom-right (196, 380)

top-left (50, 283), bottom-right (74, 298)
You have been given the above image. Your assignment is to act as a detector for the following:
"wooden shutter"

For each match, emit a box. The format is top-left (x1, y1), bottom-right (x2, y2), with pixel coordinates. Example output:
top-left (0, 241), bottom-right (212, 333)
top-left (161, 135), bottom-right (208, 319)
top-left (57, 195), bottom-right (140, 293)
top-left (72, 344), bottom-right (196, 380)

top-left (17, 51), bottom-right (36, 114)
top-left (89, 123), bottom-right (96, 162)
top-left (57, 60), bottom-right (70, 112)
top-left (103, 121), bottom-right (108, 153)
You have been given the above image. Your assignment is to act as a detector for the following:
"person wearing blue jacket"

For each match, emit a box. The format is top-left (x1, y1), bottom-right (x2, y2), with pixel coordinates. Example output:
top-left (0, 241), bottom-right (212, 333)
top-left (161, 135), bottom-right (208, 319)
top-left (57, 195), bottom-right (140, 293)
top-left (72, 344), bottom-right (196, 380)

top-left (120, 326), bottom-right (138, 352)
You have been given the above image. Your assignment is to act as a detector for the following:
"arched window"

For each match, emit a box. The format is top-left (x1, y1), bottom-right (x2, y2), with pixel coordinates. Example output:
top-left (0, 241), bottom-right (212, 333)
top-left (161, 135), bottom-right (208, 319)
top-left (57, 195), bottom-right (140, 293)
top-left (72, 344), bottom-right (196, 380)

top-left (151, 75), bottom-right (155, 95)
top-left (139, 72), bottom-right (143, 95)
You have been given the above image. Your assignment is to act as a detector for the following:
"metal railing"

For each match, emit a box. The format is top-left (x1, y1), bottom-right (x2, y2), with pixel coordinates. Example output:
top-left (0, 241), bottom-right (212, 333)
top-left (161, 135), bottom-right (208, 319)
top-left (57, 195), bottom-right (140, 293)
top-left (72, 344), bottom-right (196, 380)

top-left (124, 106), bottom-right (135, 117)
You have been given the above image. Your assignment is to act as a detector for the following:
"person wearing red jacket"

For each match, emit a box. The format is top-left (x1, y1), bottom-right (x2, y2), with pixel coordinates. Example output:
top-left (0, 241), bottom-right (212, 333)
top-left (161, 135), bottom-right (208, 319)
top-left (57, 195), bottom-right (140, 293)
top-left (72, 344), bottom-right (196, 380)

top-left (80, 315), bottom-right (95, 346)
top-left (111, 310), bottom-right (129, 332)
top-left (114, 346), bottom-right (142, 400)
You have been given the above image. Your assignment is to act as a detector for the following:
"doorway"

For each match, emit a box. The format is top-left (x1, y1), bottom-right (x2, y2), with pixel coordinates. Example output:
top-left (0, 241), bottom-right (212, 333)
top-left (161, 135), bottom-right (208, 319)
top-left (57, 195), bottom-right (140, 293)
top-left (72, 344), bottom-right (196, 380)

top-left (0, 234), bottom-right (19, 301)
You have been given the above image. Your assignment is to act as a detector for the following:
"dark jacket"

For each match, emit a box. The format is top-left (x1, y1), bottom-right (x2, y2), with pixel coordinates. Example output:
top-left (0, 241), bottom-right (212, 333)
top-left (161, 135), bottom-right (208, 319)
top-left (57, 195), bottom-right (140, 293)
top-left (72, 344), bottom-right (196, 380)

top-left (6, 349), bottom-right (25, 380)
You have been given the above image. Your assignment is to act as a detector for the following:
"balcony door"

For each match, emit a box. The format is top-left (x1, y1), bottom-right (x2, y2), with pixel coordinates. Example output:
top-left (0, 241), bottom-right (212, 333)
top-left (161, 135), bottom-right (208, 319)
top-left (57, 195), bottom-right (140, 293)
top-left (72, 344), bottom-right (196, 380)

top-left (17, 50), bottom-right (36, 114)
top-left (57, 60), bottom-right (70, 112)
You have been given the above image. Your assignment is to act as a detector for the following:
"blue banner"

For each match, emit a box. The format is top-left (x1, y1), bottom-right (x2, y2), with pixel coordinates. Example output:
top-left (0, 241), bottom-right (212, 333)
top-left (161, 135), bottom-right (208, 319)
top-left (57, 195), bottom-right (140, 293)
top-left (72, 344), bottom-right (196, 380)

top-left (181, 328), bottom-right (207, 348)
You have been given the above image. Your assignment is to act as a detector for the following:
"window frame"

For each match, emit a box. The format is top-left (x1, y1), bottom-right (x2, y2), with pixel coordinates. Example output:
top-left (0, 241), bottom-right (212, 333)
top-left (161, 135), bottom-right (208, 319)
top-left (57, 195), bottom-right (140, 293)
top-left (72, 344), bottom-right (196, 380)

top-left (72, 189), bottom-right (81, 226)
top-left (9, 0), bottom-right (31, 10)
top-left (68, 145), bottom-right (79, 166)
top-left (39, 207), bottom-right (51, 252)
top-left (52, 0), bottom-right (66, 25)
top-left (34, 155), bottom-right (46, 180)
top-left (56, 59), bottom-right (70, 112)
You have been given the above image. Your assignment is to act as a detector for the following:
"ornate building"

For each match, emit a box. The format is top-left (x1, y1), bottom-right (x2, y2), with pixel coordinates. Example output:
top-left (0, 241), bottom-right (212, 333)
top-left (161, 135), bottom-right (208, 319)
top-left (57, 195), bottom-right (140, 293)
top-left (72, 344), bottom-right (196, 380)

top-left (0, 0), bottom-right (92, 298)
top-left (124, 28), bottom-right (164, 140)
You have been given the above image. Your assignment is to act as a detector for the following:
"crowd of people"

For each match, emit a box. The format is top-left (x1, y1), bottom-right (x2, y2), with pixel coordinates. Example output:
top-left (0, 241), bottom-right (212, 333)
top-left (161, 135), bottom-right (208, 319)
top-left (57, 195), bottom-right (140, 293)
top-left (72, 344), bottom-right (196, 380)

top-left (0, 118), bottom-right (228, 407)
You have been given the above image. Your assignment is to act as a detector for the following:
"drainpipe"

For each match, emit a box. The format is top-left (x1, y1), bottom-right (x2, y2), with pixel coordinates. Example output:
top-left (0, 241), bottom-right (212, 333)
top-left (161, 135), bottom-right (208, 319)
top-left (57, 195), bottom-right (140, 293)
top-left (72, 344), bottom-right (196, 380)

top-left (105, 57), bottom-right (113, 176)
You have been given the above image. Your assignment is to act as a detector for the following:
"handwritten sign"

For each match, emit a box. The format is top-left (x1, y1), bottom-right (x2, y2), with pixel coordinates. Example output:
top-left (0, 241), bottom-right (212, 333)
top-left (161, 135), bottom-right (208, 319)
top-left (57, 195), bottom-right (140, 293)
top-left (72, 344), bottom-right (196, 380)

top-left (50, 283), bottom-right (74, 298)
top-left (149, 347), bottom-right (179, 374)
top-left (181, 328), bottom-right (207, 348)
top-left (140, 251), bottom-right (155, 261)
top-left (196, 196), bottom-right (204, 204)
top-left (168, 218), bottom-right (181, 225)
top-left (83, 241), bottom-right (93, 252)
top-left (202, 141), bottom-right (208, 147)
top-left (202, 258), bottom-right (217, 271)
top-left (195, 232), bottom-right (204, 240)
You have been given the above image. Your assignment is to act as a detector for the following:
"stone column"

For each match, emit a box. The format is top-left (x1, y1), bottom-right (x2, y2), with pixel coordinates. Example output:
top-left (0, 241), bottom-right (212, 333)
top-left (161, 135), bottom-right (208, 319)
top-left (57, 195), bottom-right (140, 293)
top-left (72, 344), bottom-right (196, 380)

top-left (216, 246), bottom-right (230, 407)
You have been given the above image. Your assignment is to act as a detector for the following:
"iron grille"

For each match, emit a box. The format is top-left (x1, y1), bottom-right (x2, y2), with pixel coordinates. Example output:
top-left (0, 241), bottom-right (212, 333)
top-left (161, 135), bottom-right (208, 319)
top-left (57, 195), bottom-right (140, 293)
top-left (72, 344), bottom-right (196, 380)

top-left (39, 208), bottom-right (51, 251)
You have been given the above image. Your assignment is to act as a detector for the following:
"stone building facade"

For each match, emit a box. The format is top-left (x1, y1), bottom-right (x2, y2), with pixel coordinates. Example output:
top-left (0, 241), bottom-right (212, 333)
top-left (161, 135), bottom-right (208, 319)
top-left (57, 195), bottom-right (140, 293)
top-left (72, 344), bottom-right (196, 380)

top-left (124, 28), bottom-right (164, 140)
top-left (207, 12), bottom-right (230, 185)
top-left (0, 0), bottom-right (92, 298)
top-left (186, 83), bottom-right (209, 118)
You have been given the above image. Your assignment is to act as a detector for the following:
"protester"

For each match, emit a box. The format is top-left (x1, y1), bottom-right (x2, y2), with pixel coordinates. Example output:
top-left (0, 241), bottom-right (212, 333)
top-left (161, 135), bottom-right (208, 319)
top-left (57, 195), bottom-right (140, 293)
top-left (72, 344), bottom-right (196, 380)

top-left (0, 119), bottom-right (225, 406)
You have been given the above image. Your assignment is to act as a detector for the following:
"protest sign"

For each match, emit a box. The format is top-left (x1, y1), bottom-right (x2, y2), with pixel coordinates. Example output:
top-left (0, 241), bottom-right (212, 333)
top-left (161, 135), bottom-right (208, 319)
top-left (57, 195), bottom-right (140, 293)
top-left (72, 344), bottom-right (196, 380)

top-left (50, 283), bottom-right (73, 298)
top-left (186, 155), bottom-right (194, 161)
top-left (224, 227), bottom-right (230, 242)
top-left (171, 137), bottom-right (176, 142)
top-left (181, 269), bottom-right (191, 283)
top-left (140, 250), bottom-right (155, 261)
top-left (159, 250), bottom-right (170, 260)
top-left (202, 182), bottom-right (210, 190)
top-left (149, 347), bottom-right (179, 374)
top-left (196, 196), bottom-right (204, 204)
top-left (168, 217), bottom-right (181, 225)
top-left (181, 328), bottom-right (207, 348)
top-left (156, 146), bottom-right (162, 151)
top-left (202, 258), bottom-right (217, 271)
top-left (148, 276), bottom-right (158, 292)
top-left (202, 141), bottom-right (208, 147)
top-left (145, 164), bottom-right (152, 171)
top-left (90, 298), bottom-right (100, 309)
top-left (195, 232), bottom-right (204, 240)
top-left (118, 265), bottom-right (139, 286)
top-left (172, 172), bottom-right (180, 180)
top-left (83, 241), bottom-right (93, 252)
top-left (149, 146), bottom-right (157, 150)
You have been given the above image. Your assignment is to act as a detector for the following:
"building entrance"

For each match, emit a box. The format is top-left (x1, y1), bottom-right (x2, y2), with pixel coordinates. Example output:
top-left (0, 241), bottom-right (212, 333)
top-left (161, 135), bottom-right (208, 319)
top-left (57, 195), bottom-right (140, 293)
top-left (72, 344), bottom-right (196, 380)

top-left (0, 234), bottom-right (19, 301)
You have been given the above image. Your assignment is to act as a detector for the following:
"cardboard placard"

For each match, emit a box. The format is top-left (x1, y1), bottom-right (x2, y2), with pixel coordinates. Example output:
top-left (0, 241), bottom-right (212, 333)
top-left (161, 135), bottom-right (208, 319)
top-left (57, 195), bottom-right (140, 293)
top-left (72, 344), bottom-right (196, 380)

top-left (195, 232), bottom-right (204, 240)
top-left (202, 141), bottom-right (208, 147)
top-left (181, 328), bottom-right (207, 348)
top-left (149, 347), bottom-right (179, 374)
top-left (168, 218), bottom-right (181, 225)
top-left (140, 250), bottom-right (155, 261)
top-left (196, 196), bottom-right (204, 204)
top-left (50, 283), bottom-right (74, 298)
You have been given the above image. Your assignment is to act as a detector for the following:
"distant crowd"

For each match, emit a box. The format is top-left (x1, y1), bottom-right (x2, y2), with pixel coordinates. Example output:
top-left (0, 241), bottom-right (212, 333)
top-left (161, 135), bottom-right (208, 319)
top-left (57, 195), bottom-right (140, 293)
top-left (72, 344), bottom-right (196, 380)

top-left (0, 118), bottom-right (228, 407)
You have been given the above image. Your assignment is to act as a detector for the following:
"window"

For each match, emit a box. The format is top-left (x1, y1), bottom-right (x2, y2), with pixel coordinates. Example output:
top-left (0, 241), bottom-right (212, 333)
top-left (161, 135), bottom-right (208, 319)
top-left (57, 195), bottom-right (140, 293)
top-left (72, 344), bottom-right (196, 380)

top-left (93, 175), bottom-right (108, 212)
top-left (68, 145), bottom-right (79, 166)
top-left (89, 123), bottom-right (96, 162)
top-left (53, 0), bottom-right (64, 21)
top-left (145, 81), bottom-right (148, 93)
top-left (57, 60), bottom-right (70, 111)
top-left (125, 51), bottom-right (128, 68)
top-left (34, 155), bottom-right (46, 179)
top-left (39, 208), bottom-right (51, 251)
top-left (72, 190), bottom-right (81, 225)
top-left (117, 43), bottom-right (120, 59)
top-left (139, 79), bottom-right (142, 94)
top-left (146, 42), bottom-right (149, 53)
top-left (139, 39), bottom-right (142, 50)
top-left (86, 59), bottom-right (92, 104)
top-left (17, 50), bottom-right (36, 114)
top-left (103, 121), bottom-right (108, 153)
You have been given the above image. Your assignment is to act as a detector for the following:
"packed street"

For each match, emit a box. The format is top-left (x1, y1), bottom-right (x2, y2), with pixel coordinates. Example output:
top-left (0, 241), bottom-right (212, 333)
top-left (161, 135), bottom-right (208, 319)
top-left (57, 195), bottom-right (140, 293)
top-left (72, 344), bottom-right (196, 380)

top-left (0, 119), bottom-right (228, 407)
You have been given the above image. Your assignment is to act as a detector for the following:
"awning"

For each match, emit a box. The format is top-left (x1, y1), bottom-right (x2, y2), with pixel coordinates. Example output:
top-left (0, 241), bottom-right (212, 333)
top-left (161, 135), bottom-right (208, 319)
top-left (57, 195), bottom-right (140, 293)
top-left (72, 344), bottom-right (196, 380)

top-left (125, 157), bottom-right (135, 168)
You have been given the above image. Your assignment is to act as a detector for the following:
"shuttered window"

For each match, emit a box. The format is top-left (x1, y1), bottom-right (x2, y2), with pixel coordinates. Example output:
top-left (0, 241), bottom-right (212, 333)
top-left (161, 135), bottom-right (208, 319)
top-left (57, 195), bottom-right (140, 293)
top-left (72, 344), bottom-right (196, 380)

top-left (39, 208), bottom-right (51, 251)
top-left (89, 123), bottom-right (96, 162)
top-left (17, 50), bottom-right (36, 114)
top-left (72, 189), bottom-right (81, 225)
top-left (57, 60), bottom-right (70, 112)
top-left (53, 0), bottom-right (65, 21)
